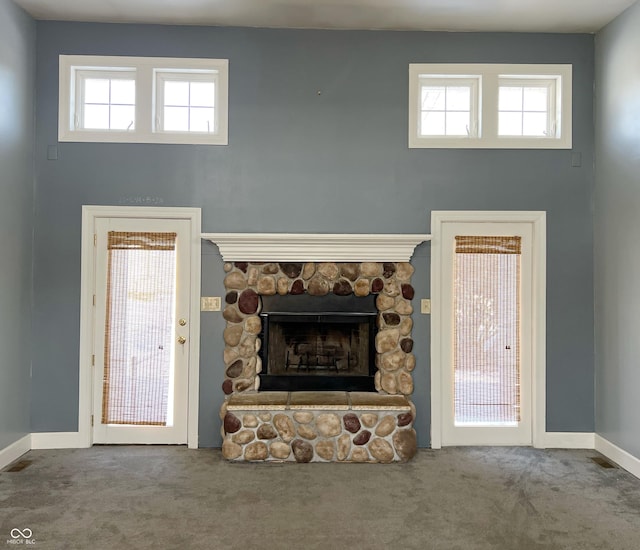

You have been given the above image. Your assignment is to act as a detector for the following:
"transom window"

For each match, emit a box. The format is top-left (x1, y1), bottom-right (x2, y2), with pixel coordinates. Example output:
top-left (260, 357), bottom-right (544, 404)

top-left (419, 78), bottom-right (479, 137)
top-left (155, 72), bottom-right (217, 134)
top-left (77, 71), bottom-right (136, 131)
top-left (409, 64), bottom-right (571, 149)
top-left (498, 78), bottom-right (556, 138)
top-left (59, 56), bottom-right (228, 145)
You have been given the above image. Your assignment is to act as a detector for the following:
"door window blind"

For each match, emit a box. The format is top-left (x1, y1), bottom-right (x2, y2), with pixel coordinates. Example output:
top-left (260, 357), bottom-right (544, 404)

top-left (453, 235), bottom-right (521, 426)
top-left (102, 231), bottom-right (177, 426)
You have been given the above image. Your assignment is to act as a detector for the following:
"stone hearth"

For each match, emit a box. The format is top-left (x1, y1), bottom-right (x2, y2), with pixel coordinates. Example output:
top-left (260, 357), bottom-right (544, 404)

top-left (220, 392), bottom-right (417, 462)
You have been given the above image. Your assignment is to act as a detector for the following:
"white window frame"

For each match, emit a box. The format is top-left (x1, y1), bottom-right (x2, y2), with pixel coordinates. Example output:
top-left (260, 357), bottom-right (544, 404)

top-left (74, 68), bottom-right (137, 132)
top-left (409, 64), bottom-right (572, 149)
top-left (59, 55), bottom-right (229, 145)
top-left (417, 76), bottom-right (481, 138)
top-left (154, 70), bottom-right (220, 135)
top-left (498, 76), bottom-right (559, 138)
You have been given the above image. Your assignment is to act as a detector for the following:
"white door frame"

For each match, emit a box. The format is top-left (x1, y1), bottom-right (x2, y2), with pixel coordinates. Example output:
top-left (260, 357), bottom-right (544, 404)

top-left (78, 206), bottom-right (201, 449)
top-left (430, 211), bottom-right (546, 449)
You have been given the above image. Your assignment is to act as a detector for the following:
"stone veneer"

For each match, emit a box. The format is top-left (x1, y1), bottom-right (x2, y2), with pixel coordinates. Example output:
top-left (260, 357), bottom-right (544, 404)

top-left (222, 261), bottom-right (416, 395)
top-left (221, 392), bottom-right (417, 463)
top-left (220, 261), bottom-right (418, 462)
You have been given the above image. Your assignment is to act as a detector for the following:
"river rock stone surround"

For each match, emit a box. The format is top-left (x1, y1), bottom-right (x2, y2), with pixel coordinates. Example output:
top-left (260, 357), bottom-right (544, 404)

top-left (220, 261), bottom-right (418, 463)
top-left (222, 261), bottom-right (416, 396)
top-left (220, 392), bottom-right (417, 463)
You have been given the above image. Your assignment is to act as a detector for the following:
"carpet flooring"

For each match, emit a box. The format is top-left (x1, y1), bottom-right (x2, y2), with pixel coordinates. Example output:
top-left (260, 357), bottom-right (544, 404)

top-left (1, 446), bottom-right (639, 549)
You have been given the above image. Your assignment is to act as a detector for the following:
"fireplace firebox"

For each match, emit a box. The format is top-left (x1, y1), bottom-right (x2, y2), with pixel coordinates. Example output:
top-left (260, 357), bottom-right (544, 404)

top-left (258, 294), bottom-right (377, 392)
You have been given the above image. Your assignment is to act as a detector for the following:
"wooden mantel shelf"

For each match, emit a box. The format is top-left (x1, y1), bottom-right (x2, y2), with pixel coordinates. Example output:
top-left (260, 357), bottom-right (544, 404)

top-left (201, 232), bottom-right (431, 262)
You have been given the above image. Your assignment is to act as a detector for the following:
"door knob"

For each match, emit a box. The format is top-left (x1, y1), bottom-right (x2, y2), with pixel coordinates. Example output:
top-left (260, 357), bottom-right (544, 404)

top-left (177, 335), bottom-right (187, 345)
top-left (179, 318), bottom-right (187, 326)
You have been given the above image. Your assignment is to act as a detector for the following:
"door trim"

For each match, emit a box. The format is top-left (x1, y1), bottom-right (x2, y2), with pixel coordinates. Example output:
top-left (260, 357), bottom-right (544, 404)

top-left (430, 211), bottom-right (546, 449)
top-left (79, 206), bottom-right (201, 449)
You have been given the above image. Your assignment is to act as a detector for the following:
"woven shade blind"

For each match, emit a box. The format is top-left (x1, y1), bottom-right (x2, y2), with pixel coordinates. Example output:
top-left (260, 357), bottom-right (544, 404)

top-left (453, 235), bottom-right (521, 426)
top-left (102, 231), bottom-right (177, 426)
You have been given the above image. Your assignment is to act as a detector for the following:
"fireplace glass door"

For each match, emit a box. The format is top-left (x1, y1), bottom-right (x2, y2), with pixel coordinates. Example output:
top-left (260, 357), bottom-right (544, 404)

top-left (259, 295), bottom-right (377, 392)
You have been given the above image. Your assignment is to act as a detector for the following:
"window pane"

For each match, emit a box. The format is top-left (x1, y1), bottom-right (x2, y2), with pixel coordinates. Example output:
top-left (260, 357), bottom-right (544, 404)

top-left (110, 79), bottom-right (136, 105)
top-left (84, 104), bottom-right (110, 129)
top-left (190, 82), bottom-right (215, 107)
top-left (164, 106), bottom-right (189, 131)
top-left (523, 86), bottom-right (548, 111)
top-left (498, 112), bottom-right (523, 136)
top-left (84, 78), bottom-right (110, 104)
top-left (446, 111), bottom-right (470, 136)
top-left (499, 86), bottom-right (523, 111)
top-left (189, 107), bottom-right (215, 132)
top-left (422, 86), bottom-right (445, 111)
top-left (110, 105), bottom-right (135, 130)
top-left (446, 86), bottom-right (471, 111)
top-left (164, 81), bottom-right (189, 106)
top-left (522, 112), bottom-right (548, 136)
top-left (421, 111), bottom-right (446, 136)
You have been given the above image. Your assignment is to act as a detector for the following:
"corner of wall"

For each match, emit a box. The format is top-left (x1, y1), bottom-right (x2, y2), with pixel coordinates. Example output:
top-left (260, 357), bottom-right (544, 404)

top-left (0, 435), bottom-right (31, 470)
top-left (595, 434), bottom-right (640, 480)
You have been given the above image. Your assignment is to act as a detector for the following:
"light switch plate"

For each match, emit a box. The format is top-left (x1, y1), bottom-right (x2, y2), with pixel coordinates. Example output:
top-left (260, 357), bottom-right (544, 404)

top-left (201, 296), bottom-right (221, 311)
top-left (421, 299), bottom-right (431, 314)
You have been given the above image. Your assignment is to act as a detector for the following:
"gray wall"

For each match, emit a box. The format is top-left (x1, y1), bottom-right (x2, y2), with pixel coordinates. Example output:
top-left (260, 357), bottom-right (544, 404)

top-left (594, 1), bottom-right (640, 459)
top-left (32, 22), bottom-right (596, 447)
top-left (0, 0), bottom-right (35, 451)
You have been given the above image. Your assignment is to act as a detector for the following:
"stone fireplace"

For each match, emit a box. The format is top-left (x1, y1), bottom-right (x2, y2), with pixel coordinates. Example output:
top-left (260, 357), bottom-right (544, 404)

top-left (204, 233), bottom-right (430, 463)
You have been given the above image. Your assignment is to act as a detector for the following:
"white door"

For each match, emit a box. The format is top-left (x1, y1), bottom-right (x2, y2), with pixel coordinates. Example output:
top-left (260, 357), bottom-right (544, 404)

top-left (439, 221), bottom-right (535, 446)
top-left (92, 217), bottom-right (191, 444)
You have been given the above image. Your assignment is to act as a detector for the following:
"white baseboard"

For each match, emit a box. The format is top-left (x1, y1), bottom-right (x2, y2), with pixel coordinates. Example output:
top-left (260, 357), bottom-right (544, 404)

top-left (12, 431), bottom-right (640, 481)
top-left (31, 432), bottom-right (88, 450)
top-left (595, 434), bottom-right (640, 479)
top-left (0, 434), bottom-right (31, 470)
top-left (543, 432), bottom-right (595, 449)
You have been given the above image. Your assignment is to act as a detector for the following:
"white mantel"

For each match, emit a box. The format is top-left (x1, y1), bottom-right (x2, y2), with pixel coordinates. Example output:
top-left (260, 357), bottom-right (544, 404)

top-left (201, 233), bottom-right (431, 262)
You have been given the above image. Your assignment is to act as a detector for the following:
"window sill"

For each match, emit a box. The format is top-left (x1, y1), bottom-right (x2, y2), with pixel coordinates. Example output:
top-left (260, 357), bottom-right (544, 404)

top-left (58, 130), bottom-right (228, 146)
top-left (409, 136), bottom-right (571, 149)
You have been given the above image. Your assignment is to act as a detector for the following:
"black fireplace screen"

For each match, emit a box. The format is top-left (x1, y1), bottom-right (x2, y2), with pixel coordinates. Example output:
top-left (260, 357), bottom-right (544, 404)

top-left (259, 294), bottom-right (377, 392)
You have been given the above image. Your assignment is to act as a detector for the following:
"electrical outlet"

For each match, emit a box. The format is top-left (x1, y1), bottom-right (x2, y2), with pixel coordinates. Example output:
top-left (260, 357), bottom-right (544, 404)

top-left (421, 299), bottom-right (431, 314)
top-left (201, 296), bottom-right (221, 311)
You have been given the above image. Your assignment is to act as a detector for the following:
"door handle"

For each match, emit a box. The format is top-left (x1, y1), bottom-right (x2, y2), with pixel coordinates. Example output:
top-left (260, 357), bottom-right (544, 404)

top-left (177, 336), bottom-right (187, 345)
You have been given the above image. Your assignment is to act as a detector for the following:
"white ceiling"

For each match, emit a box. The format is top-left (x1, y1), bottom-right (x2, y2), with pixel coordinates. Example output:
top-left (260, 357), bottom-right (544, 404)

top-left (13, 0), bottom-right (637, 33)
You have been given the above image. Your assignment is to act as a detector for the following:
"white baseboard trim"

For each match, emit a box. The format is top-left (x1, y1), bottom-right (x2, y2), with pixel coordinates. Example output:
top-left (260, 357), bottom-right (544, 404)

top-left (31, 432), bottom-right (88, 450)
top-left (0, 434), bottom-right (31, 470)
top-left (543, 432), bottom-right (595, 449)
top-left (13, 432), bottom-right (640, 481)
top-left (595, 434), bottom-right (640, 479)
